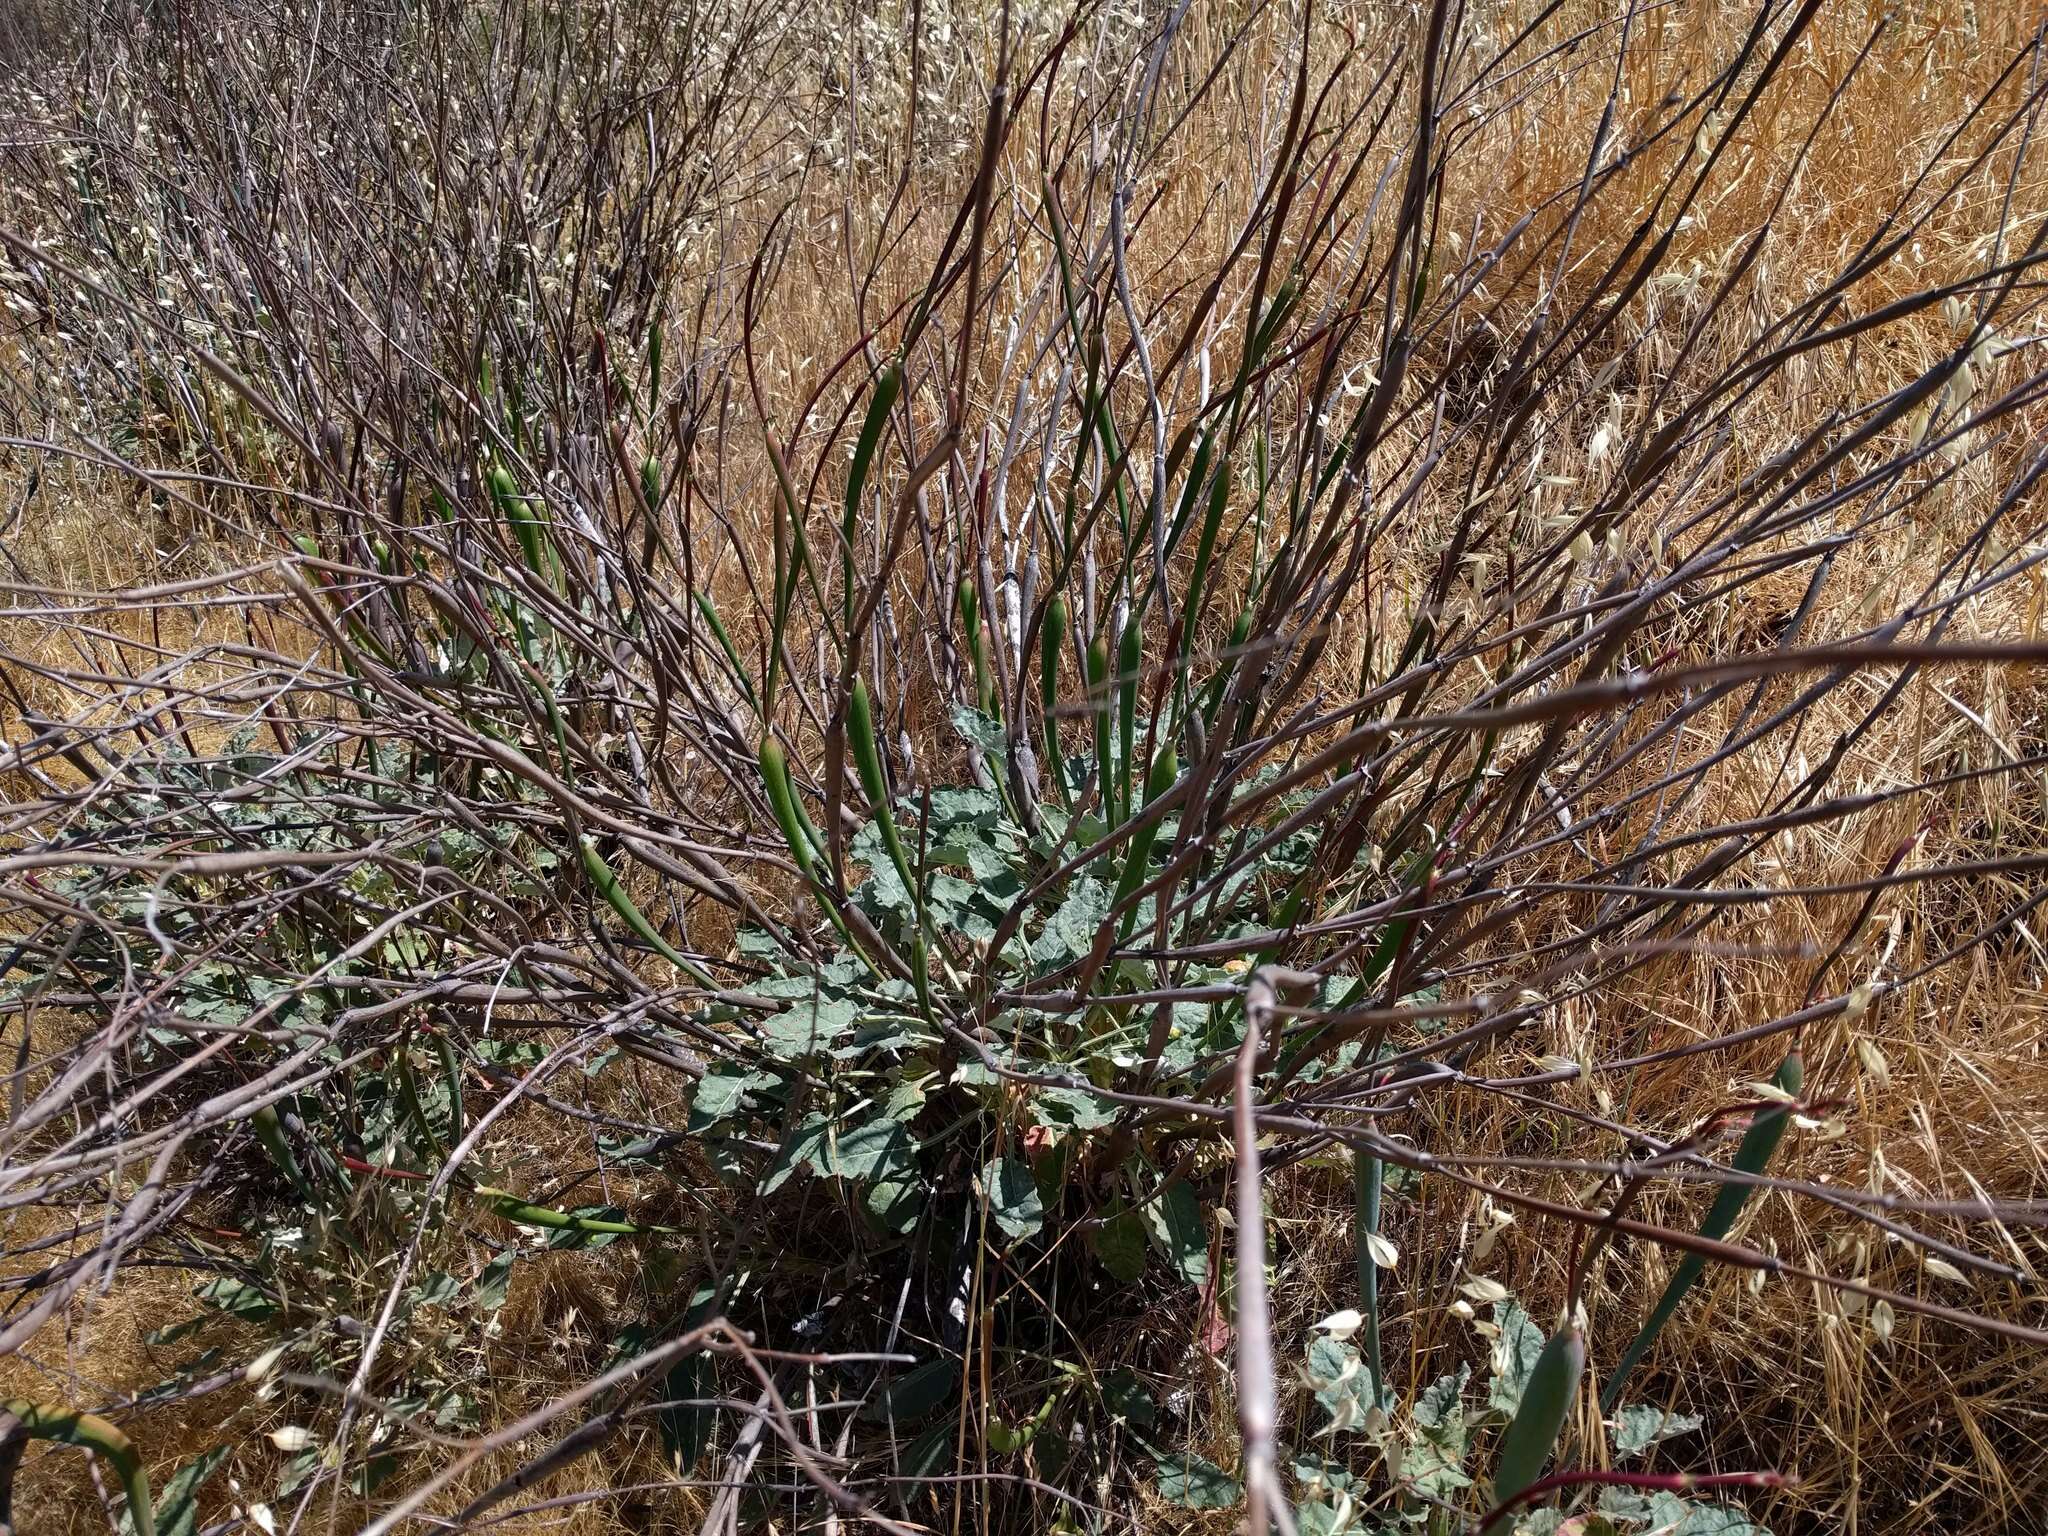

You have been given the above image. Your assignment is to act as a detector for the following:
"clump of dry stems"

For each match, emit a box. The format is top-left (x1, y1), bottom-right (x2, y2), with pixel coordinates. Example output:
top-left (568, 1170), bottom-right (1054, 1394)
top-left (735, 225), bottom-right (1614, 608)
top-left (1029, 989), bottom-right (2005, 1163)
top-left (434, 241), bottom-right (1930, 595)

top-left (2, 0), bottom-right (2046, 1533)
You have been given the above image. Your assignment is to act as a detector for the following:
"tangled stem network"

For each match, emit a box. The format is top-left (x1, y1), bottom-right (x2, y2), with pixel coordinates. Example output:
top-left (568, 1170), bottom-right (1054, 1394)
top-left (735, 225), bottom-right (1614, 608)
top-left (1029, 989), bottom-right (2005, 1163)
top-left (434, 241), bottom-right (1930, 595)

top-left (2, 0), bottom-right (2047, 1531)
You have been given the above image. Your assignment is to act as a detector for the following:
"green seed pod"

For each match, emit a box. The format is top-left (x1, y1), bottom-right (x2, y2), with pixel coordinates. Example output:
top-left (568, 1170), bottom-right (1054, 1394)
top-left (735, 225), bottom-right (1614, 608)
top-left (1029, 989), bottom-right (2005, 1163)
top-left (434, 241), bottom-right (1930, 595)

top-left (1408, 252), bottom-right (1434, 319)
top-left (395, 1048), bottom-right (445, 1159)
top-left (436, 1031), bottom-right (465, 1148)
top-left (1086, 635), bottom-right (1114, 810)
top-left (841, 360), bottom-right (905, 629)
top-left (958, 578), bottom-right (993, 714)
top-left (251, 1103), bottom-right (310, 1201)
top-left (1040, 595), bottom-right (1068, 702)
top-left (1253, 273), bottom-right (1300, 357)
top-left (848, 677), bottom-right (914, 897)
top-left (1202, 608), bottom-right (1257, 732)
top-left (490, 463), bottom-right (549, 578)
top-left (292, 533), bottom-right (321, 560)
top-left (1182, 454), bottom-right (1231, 640)
top-left (1112, 744), bottom-right (1178, 935)
top-left (693, 590), bottom-right (757, 710)
top-left (1085, 633), bottom-right (1110, 690)
top-left (1485, 1320), bottom-right (1585, 1535)
top-left (640, 455), bottom-right (662, 510)
top-left (758, 737), bottom-right (815, 880)
top-left (846, 677), bottom-right (886, 805)
top-left (578, 834), bottom-right (712, 986)
top-left (1115, 618), bottom-right (1143, 818)
top-left (845, 359), bottom-right (903, 526)
top-left (477, 1185), bottom-right (672, 1235)
top-left (1354, 1149), bottom-right (1385, 1406)
top-left (1140, 743), bottom-right (1178, 809)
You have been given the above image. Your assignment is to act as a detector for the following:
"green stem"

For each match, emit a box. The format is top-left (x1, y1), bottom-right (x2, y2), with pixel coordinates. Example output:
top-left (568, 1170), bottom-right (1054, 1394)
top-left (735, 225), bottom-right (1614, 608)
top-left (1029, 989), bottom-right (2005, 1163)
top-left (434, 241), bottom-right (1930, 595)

top-left (3, 1399), bottom-right (154, 1536)
top-left (1354, 1147), bottom-right (1385, 1408)
top-left (1599, 1051), bottom-right (1805, 1411)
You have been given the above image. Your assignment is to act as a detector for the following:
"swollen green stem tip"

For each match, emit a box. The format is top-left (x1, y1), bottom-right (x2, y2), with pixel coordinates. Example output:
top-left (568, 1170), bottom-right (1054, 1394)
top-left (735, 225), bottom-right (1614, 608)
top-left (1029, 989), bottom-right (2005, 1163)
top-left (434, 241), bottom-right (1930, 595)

top-left (1112, 745), bottom-right (1177, 936)
top-left (578, 835), bottom-right (714, 987)
top-left (1040, 594), bottom-right (1069, 801)
top-left (476, 1185), bottom-right (676, 1236)
top-left (1484, 1321), bottom-right (1586, 1536)
top-left (758, 737), bottom-right (815, 880)
top-left (958, 578), bottom-right (994, 717)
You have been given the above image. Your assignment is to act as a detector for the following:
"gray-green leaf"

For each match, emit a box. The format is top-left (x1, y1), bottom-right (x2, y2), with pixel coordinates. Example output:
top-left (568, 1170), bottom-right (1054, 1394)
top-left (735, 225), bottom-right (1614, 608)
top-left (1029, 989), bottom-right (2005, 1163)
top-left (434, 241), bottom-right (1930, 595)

top-left (1614, 1492), bottom-right (1768, 1536)
top-left (950, 704), bottom-right (1007, 756)
top-left (817, 1117), bottom-right (916, 1184)
top-left (1155, 1451), bottom-right (1242, 1509)
top-left (149, 1447), bottom-right (229, 1536)
top-left (1090, 1196), bottom-right (1148, 1282)
top-left (688, 1063), bottom-right (775, 1130)
top-left (1612, 1403), bottom-right (1706, 1461)
top-left (861, 1358), bottom-right (960, 1425)
top-left (984, 1155), bottom-right (1044, 1242)
top-left (758, 994), bottom-right (859, 1059)
top-left (1032, 1085), bottom-right (1120, 1133)
top-left (1415, 1365), bottom-right (1470, 1431)
top-left (1486, 1298), bottom-right (1546, 1417)
top-left (1138, 1176), bottom-right (1208, 1287)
